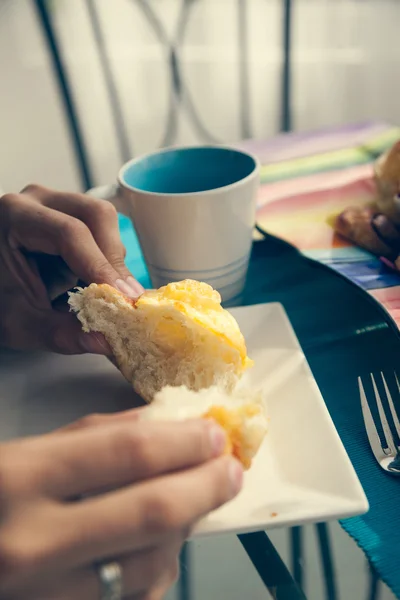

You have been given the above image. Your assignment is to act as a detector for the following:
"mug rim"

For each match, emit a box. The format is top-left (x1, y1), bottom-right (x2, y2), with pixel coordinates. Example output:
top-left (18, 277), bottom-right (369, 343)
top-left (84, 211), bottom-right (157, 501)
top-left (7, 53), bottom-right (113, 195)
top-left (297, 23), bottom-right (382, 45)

top-left (117, 144), bottom-right (260, 198)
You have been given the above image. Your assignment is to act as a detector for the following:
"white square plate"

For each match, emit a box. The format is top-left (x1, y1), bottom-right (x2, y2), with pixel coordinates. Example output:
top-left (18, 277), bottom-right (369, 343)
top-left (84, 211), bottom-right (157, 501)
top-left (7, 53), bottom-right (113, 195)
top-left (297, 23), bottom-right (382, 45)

top-left (194, 302), bottom-right (369, 537)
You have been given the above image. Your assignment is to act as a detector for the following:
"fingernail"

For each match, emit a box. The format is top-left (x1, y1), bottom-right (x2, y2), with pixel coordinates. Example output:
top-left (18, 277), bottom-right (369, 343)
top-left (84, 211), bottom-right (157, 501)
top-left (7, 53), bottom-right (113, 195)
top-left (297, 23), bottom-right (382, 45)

top-left (208, 423), bottom-right (227, 457)
top-left (115, 278), bottom-right (136, 298)
top-left (126, 276), bottom-right (145, 296)
top-left (371, 214), bottom-right (386, 227)
top-left (79, 332), bottom-right (111, 355)
top-left (115, 278), bottom-right (144, 299)
top-left (228, 458), bottom-right (244, 498)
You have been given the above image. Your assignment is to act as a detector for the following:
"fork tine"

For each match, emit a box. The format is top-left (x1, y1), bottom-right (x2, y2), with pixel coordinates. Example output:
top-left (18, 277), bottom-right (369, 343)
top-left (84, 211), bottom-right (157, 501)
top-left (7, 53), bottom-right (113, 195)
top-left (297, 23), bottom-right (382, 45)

top-left (371, 373), bottom-right (396, 455)
top-left (381, 372), bottom-right (400, 443)
top-left (358, 377), bottom-right (384, 459)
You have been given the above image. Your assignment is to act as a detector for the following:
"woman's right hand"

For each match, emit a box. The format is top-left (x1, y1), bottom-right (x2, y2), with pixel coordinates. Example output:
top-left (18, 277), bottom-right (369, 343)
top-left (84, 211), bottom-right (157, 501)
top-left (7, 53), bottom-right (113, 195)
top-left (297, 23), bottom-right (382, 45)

top-left (0, 410), bottom-right (242, 599)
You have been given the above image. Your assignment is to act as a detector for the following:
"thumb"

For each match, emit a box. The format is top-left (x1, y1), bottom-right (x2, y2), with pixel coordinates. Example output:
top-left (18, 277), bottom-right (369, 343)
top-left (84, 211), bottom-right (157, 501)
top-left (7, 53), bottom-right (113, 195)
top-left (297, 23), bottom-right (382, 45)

top-left (43, 311), bottom-right (111, 356)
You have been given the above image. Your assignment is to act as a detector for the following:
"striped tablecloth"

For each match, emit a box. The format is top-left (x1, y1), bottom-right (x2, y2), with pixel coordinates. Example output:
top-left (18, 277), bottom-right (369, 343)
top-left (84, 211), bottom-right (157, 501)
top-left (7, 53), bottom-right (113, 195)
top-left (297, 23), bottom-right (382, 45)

top-left (238, 121), bottom-right (400, 327)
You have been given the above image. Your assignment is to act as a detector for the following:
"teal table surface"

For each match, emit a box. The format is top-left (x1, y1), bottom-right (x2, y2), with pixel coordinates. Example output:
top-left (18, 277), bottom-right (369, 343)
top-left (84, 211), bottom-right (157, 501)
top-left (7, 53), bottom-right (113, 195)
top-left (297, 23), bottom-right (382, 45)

top-left (120, 215), bottom-right (400, 599)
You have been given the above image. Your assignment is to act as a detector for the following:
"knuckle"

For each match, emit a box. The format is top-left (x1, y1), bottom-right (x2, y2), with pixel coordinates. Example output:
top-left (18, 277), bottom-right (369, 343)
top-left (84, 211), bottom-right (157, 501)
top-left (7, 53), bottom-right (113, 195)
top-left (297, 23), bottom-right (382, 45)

top-left (107, 251), bottom-right (127, 270)
top-left (120, 428), bottom-right (154, 472)
top-left (0, 192), bottom-right (19, 212)
top-left (91, 258), bottom-right (116, 280)
top-left (62, 426), bottom-right (142, 483)
top-left (85, 199), bottom-right (118, 230)
top-left (95, 199), bottom-right (118, 219)
top-left (58, 217), bottom-right (89, 242)
top-left (143, 494), bottom-right (180, 535)
top-left (20, 183), bottom-right (46, 197)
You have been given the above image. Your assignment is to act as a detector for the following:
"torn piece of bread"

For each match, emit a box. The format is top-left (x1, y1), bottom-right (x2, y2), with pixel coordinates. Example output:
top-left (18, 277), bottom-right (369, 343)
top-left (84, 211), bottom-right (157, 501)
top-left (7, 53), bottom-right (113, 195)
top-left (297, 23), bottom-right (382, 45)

top-left (68, 279), bottom-right (253, 403)
top-left (142, 385), bottom-right (268, 469)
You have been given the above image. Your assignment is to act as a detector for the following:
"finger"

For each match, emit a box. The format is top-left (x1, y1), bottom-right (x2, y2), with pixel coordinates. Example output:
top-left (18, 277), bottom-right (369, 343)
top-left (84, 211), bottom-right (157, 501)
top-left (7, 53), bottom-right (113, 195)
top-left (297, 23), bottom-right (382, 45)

top-left (45, 312), bottom-right (111, 355)
top-left (62, 455), bottom-right (242, 564)
top-left (25, 186), bottom-right (144, 296)
top-left (42, 191), bottom-right (124, 258)
top-left (12, 305), bottom-right (111, 355)
top-left (38, 418), bottom-right (227, 498)
top-left (40, 542), bottom-right (181, 600)
top-left (0, 292), bottom-right (110, 354)
top-left (5, 195), bottom-right (138, 295)
top-left (41, 192), bottom-right (143, 293)
top-left (55, 408), bottom-right (143, 435)
top-left (334, 206), bottom-right (393, 256)
top-left (371, 214), bottom-right (400, 253)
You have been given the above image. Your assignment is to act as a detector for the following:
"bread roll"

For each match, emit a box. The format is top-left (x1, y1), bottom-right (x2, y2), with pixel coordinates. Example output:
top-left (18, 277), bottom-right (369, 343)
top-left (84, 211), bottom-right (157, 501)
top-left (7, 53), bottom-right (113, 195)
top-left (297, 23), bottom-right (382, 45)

top-left (68, 279), bottom-right (253, 403)
top-left (143, 385), bottom-right (267, 470)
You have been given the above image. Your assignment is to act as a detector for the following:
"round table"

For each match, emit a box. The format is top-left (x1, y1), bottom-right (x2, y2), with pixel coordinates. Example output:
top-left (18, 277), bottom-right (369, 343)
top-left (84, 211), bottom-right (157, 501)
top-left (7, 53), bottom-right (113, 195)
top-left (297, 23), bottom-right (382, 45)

top-left (0, 233), bottom-right (399, 600)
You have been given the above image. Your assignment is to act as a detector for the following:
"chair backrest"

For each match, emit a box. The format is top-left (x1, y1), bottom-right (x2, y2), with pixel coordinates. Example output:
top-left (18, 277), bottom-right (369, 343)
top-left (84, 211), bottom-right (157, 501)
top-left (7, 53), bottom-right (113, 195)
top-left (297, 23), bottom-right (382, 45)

top-left (4, 1), bottom-right (398, 194)
top-left (33, 0), bottom-right (293, 191)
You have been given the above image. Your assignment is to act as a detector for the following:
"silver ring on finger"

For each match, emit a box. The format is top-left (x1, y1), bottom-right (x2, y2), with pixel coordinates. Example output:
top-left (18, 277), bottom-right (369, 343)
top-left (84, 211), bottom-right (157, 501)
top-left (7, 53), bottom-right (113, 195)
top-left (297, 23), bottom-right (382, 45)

top-left (96, 560), bottom-right (123, 600)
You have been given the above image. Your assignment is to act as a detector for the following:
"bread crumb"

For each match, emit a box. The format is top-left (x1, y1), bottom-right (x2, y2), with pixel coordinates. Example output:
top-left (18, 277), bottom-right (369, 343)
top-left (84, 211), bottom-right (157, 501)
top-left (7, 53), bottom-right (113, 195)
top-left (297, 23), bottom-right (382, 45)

top-left (271, 512), bottom-right (278, 518)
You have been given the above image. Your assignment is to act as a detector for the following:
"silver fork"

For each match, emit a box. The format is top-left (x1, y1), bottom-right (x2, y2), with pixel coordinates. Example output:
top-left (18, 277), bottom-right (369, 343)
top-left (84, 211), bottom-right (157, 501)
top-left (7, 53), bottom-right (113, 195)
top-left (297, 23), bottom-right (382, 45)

top-left (358, 372), bottom-right (400, 475)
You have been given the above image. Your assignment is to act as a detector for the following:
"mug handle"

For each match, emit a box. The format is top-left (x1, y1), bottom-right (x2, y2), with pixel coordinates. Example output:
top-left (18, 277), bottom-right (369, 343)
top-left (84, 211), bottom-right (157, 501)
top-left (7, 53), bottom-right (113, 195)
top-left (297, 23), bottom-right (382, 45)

top-left (86, 184), bottom-right (129, 216)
